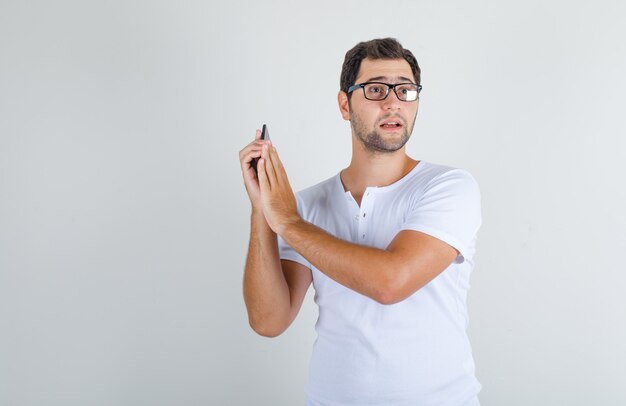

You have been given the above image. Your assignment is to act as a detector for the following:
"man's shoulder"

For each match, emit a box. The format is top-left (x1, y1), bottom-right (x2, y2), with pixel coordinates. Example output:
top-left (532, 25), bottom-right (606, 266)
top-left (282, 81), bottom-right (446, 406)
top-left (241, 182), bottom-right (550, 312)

top-left (403, 162), bottom-right (481, 216)
top-left (414, 161), bottom-right (479, 189)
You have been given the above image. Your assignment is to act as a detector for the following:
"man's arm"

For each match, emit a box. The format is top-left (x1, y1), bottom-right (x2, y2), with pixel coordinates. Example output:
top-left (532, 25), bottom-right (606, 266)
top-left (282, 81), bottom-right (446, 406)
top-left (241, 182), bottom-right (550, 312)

top-left (257, 143), bottom-right (457, 305)
top-left (239, 134), bottom-right (312, 337)
top-left (243, 210), bottom-right (312, 337)
top-left (281, 223), bottom-right (456, 305)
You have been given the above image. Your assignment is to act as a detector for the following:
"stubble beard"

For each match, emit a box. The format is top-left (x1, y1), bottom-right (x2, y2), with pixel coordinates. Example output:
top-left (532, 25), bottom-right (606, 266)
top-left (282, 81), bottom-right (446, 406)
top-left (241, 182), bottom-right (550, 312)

top-left (349, 105), bottom-right (416, 154)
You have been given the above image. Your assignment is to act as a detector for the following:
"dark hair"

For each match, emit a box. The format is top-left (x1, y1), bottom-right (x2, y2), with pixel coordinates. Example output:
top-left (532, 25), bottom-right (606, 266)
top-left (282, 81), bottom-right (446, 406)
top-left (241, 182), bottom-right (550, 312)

top-left (340, 38), bottom-right (421, 97)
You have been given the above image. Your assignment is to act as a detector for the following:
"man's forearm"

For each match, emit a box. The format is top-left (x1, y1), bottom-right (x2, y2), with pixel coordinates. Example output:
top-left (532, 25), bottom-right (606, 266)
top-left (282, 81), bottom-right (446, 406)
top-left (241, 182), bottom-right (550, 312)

top-left (243, 210), bottom-right (292, 334)
top-left (278, 219), bottom-right (409, 304)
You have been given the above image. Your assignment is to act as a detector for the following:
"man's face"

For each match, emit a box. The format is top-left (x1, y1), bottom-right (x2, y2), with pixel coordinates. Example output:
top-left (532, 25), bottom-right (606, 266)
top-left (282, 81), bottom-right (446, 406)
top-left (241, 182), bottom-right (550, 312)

top-left (343, 58), bottom-right (419, 153)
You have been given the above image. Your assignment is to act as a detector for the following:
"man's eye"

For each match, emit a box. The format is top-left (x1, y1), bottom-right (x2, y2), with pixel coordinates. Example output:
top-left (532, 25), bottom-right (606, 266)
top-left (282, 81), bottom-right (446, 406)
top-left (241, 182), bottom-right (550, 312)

top-left (368, 86), bottom-right (383, 93)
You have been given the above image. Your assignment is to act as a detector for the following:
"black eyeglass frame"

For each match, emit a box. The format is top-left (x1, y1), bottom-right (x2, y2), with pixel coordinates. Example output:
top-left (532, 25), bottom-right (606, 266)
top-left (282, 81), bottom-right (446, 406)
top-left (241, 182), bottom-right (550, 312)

top-left (347, 82), bottom-right (423, 102)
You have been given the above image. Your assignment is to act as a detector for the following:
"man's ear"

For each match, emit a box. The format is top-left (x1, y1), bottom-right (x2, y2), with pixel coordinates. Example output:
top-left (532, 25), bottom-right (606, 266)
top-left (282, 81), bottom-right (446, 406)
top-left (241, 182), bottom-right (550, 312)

top-left (338, 91), bottom-right (350, 121)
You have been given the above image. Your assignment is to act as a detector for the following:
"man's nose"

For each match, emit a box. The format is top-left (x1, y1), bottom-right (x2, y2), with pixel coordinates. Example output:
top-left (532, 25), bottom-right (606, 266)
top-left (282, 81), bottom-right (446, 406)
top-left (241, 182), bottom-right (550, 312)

top-left (381, 91), bottom-right (402, 110)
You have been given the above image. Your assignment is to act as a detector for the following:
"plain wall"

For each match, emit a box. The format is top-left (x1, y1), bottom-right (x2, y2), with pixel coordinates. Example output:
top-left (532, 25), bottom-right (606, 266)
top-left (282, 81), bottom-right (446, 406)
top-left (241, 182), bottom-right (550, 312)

top-left (1, 0), bottom-right (625, 405)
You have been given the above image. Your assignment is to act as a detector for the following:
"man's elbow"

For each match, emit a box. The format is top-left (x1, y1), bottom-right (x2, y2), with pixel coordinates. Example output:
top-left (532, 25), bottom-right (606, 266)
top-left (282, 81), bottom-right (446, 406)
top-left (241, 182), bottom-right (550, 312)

top-left (373, 290), bottom-right (406, 305)
top-left (373, 270), bottom-right (418, 305)
top-left (248, 317), bottom-right (288, 338)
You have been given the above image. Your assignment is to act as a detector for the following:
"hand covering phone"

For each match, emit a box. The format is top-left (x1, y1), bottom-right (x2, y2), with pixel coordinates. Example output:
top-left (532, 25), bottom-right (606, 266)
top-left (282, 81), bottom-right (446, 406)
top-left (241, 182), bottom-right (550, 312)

top-left (251, 124), bottom-right (269, 174)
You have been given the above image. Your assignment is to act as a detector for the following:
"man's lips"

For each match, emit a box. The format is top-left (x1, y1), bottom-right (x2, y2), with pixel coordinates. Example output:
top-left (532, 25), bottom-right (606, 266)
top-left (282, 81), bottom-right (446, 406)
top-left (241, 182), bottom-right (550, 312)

top-left (379, 117), bottom-right (405, 129)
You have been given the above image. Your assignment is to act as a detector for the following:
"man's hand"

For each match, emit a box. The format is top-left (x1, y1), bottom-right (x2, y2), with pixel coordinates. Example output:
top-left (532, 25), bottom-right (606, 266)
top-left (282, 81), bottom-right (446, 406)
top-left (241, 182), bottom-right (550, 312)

top-left (257, 142), bottom-right (301, 235)
top-left (238, 129), bottom-right (268, 211)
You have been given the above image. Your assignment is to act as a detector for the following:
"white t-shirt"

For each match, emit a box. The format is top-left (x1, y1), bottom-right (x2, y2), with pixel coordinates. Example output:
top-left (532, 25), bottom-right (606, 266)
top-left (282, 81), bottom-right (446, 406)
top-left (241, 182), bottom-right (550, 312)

top-left (278, 162), bottom-right (482, 406)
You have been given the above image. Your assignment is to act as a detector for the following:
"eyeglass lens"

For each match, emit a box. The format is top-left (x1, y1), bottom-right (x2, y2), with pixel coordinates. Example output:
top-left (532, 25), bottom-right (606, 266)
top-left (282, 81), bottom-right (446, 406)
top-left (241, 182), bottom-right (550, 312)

top-left (363, 83), bottom-right (419, 101)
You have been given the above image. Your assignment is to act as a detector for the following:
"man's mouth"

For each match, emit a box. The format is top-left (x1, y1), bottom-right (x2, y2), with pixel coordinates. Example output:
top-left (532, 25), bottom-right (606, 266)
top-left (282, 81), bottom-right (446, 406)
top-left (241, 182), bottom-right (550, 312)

top-left (379, 119), bottom-right (403, 129)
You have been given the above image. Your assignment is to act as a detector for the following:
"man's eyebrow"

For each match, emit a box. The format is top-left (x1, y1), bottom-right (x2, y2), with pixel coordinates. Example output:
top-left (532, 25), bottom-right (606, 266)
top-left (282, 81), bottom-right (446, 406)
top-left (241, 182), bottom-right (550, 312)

top-left (364, 75), bottom-right (415, 83)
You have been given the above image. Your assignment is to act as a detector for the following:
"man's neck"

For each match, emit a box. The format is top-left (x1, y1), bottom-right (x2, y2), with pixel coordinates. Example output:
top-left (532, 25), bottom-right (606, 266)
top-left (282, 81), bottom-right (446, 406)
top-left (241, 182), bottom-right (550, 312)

top-left (340, 142), bottom-right (418, 206)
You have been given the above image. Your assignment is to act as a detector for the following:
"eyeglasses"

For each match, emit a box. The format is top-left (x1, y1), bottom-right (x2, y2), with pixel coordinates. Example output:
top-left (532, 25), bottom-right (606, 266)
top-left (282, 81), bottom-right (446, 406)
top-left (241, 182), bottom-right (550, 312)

top-left (347, 82), bottom-right (422, 102)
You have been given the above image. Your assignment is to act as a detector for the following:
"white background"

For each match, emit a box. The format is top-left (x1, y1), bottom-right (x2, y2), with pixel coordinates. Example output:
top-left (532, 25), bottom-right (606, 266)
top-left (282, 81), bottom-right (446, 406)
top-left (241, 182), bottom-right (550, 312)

top-left (1, 0), bottom-right (625, 405)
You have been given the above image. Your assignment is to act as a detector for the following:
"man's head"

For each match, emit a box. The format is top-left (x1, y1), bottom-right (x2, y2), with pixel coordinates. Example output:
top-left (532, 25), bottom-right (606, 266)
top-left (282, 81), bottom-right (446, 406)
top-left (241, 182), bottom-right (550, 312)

top-left (338, 38), bottom-right (421, 154)
top-left (340, 38), bottom-right (421, 99)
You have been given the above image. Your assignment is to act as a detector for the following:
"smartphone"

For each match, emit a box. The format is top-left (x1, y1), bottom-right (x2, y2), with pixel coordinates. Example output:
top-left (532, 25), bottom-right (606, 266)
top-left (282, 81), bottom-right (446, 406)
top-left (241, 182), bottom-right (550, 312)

top-left (251, 124), bottom-right (269, 173)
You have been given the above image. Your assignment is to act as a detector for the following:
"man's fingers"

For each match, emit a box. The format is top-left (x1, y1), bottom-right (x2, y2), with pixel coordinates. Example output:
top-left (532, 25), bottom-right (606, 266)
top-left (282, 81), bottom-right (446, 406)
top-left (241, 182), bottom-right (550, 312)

top-left (238, 129), bottom-right (264, 160)
top-left (261, 144), bottom-right (277, 186)
top-left (257, 158), bottom-right (270, 191)
top-left (268, 146), bottom-right (289, 181)
top-left (240, 150), bottom-right (262, 182)
top-left (240, 145), bottom-right (260, 163)
top-left (239, 139), bottom-right (270, 170)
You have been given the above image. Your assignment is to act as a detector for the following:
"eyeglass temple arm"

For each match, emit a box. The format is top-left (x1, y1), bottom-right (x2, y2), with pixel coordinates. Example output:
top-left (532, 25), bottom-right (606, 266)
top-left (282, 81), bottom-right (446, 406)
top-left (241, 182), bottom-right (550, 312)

top-left (346, 84), bottom-right (363, 93)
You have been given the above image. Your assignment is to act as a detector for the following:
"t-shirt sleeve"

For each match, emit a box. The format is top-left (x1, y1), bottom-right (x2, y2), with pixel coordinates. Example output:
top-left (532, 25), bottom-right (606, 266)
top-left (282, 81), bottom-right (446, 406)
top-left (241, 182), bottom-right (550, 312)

top-left (401, 169), bottom-right (482, 263)
top-left (277, 195), bottom-right (312, 269)
top-left (277, 235), bottom-right (311, 268)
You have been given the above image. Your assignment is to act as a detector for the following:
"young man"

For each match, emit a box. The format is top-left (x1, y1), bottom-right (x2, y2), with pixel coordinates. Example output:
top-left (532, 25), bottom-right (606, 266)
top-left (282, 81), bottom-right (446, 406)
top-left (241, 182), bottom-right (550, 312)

top-left (238, 38), bottom-right (482, 406)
